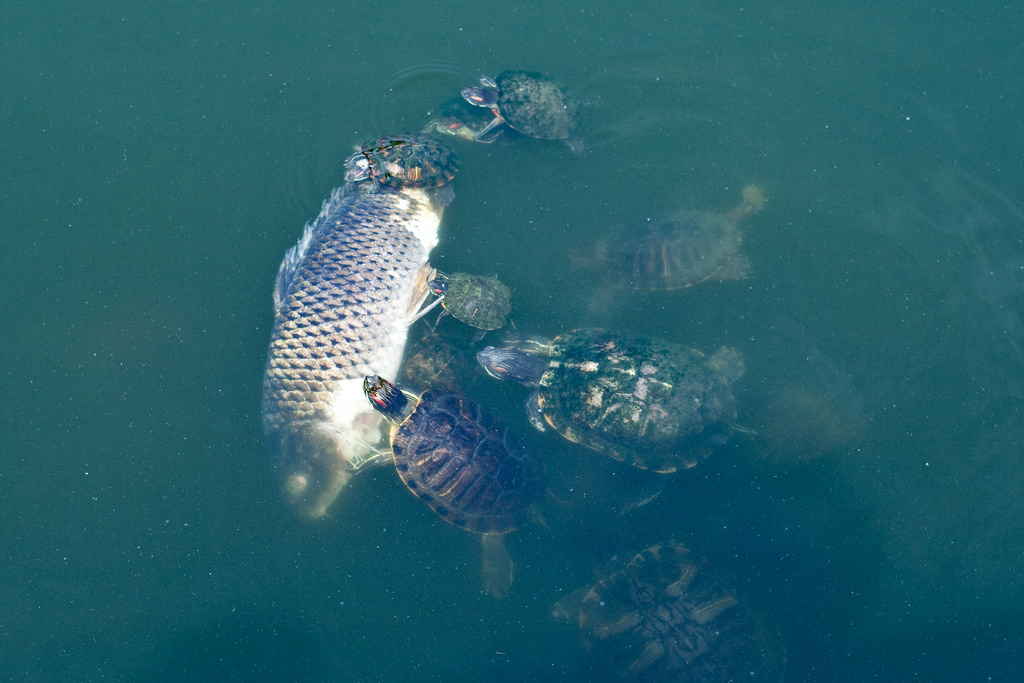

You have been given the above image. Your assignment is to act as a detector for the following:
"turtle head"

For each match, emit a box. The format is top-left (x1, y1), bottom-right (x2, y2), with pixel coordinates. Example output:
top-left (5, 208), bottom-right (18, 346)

top-left (477, 346), bottom-right (547, 386)
top-left (343, 152), bottom-right (371, 183)
top-left (428, 273), bottom-right (449, 296)
top-left (707, 347), bottom-right (745, 384)
top-left (461, 85), bottom-right (498, 108)
top-left (363, 375), bottom-right (411, 424)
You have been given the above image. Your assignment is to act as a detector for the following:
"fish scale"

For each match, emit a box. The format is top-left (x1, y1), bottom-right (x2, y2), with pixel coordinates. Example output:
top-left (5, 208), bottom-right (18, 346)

top-left (262, 183), bottom-right (445, 519)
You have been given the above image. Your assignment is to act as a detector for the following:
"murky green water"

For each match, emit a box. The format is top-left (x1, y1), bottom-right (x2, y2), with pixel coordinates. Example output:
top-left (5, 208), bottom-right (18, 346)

top-left (3, 1), bottom-right (1023, 680)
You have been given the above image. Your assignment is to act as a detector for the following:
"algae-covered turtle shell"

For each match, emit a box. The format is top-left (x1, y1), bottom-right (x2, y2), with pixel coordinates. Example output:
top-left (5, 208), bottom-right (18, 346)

top-left (400, 328), bottom-right (475, 393)
top-left (429, 271), bottom-right (512, 332)
top-left (462, 70), bottom-right (583, 151)
top-left (344, 134), bottom-right (459, 189)
top-left (599, 185), bottom-right (766, 290)
top-left (554, 541), bottom-right (786, 682)
top-left (478, 328), bottom-right (744, 473)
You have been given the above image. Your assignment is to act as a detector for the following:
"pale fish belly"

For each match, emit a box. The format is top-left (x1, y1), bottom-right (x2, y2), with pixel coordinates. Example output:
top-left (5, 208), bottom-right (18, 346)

top-left (262, 184), bottom-right (443, 518)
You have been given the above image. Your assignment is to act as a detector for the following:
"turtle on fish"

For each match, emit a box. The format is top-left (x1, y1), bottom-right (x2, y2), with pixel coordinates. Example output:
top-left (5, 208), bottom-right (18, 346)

top-left (344, 134), bottom-right (459, 190)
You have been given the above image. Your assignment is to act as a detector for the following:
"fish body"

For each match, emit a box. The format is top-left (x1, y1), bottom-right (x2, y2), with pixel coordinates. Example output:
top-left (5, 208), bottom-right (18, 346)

top-left (262, 182), bottom-right (446, 518)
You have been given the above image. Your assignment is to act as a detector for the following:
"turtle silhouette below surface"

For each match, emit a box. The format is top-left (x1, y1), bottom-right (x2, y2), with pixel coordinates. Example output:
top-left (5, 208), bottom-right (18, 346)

top-left (422, 96), bottom-right (508, 144)
top-left (477, 328), bottom-right (745, 473)
top-left (553, 541), bottom-right (786, 682)
top-left (363, 375), bottom-right (544, 597)
top-left (399, 327), bottom-right (476, 393)
top-left (590, 185), bottom-right (766, 291)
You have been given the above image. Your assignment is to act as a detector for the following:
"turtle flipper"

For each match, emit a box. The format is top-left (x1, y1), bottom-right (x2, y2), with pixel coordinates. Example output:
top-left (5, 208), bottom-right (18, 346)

top-left (481, 532), bottom-right (513, 598)
top-left (473, 114), bottom-right (506, 141)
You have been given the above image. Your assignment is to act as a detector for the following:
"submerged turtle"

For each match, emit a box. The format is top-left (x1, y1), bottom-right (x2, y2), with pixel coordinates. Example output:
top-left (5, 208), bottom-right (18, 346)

top-left (344, 134), bottom-right (459, 189)
top-left (399, 328), bottom-right (476, 392)
top-left (477, 328), bottom-right (744, 473)
top-left (596, 185), bottom-right (766, 291)
top-left (553, 541), bottom-right (785, 682)
top-left (363, 375), bottom-right (544, 597)
top-left (422, 96), bottom-right (506, 144)
top-left (428, 271), bottom-right (512, 334)
top-left (462, 70), bottom-right (583, 152)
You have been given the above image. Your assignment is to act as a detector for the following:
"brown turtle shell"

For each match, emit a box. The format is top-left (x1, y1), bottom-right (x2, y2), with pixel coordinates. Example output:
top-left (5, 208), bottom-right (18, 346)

top-left (391, 388), bottom-right (544, 533)
top-left (344, 135), bottom-right (459, 189)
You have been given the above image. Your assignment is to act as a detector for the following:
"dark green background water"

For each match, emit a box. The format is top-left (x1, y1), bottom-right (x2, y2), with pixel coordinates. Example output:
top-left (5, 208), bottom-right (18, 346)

top-left (4, 1), bottom-right (1023, 680)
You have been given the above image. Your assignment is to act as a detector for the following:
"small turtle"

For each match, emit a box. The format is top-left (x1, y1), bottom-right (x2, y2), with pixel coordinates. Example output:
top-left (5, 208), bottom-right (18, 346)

top-left (344, 134), bottom-right (459, 189)
top-left (462, 70), bottom-right (583, 152)
top-left (478, 328), bottom-right (744, 473)
top-left (428, 271), bottom-right (512, 334)
top-left (363, 375), bottom-right (544, 597)
top-left (596, 185), bottom-right (766, 291)
top-left (553, 541), bottom-right (785, 682)
top-left (422, 96), bottom-right (505, 144)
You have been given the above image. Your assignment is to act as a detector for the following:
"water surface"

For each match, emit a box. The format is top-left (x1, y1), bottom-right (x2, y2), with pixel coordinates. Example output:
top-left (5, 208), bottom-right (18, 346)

top-left (3, 1), bottom-right (1023, 680)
